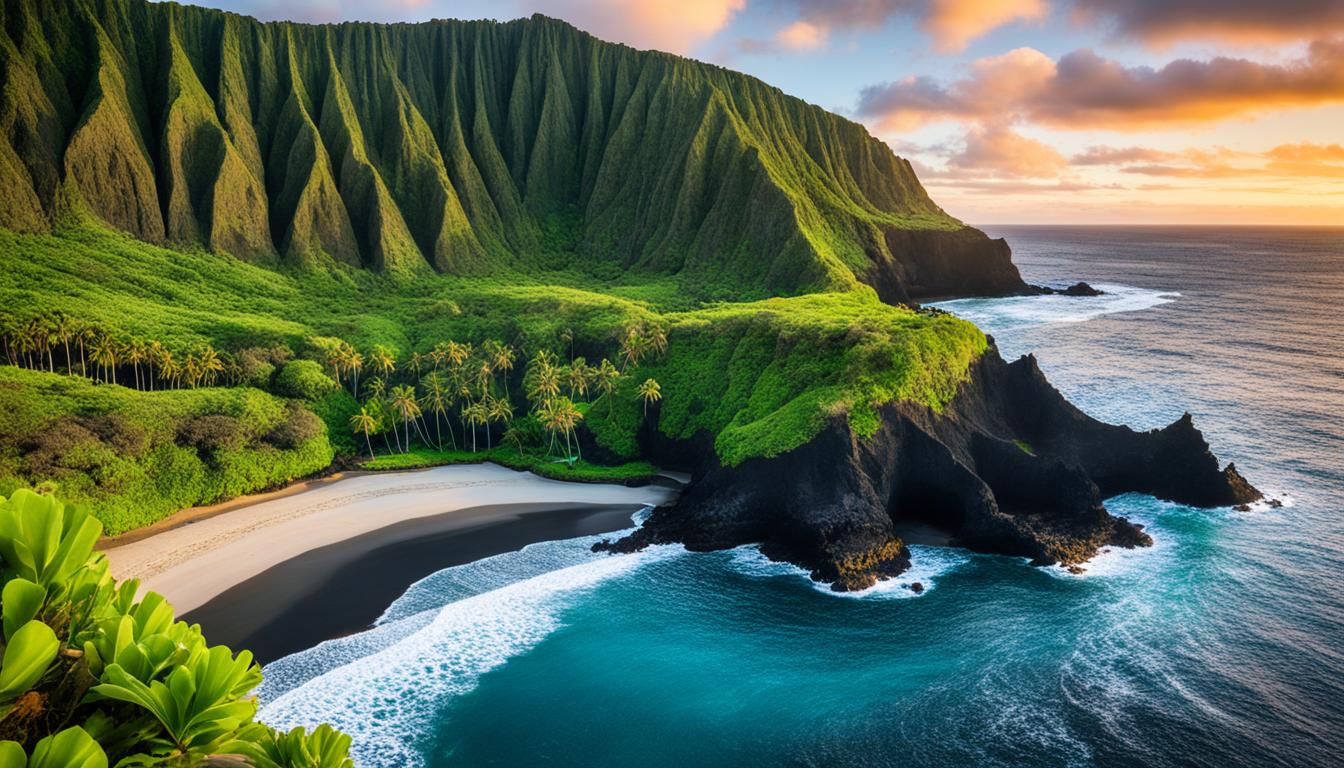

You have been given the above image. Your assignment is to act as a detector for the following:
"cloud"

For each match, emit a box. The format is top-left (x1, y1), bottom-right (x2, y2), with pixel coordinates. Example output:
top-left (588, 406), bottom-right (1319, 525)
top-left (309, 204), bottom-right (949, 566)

top-left (1072, 142), bottom-right (1344, 178)
top-left (1073, 0), bottom-right (1344, 46)
top-left (1070, 146), bottom-right (1178, 165)
top-left (856, 39), bottom-right (1344, 129)
top-left (945, 125), bottom-right (1067, 178)
top-left (923, 0), bottom-right (1045, 52)
top-left (775, 20), bottom-right (827, 50)
top-left (781, 0), bottom-right (1040, 52)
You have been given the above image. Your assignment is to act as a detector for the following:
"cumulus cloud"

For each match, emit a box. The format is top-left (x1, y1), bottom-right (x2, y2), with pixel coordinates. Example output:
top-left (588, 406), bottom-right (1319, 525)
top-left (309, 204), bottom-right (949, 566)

top-left (775, 20), bottom-right (827, 50)
top-left (856, 39), bottom-right (1344, 129)
top-left (923, 0), bottom-right (1045, 52)
top-left (1073, 0), bottom-right (1344, 46)
top-left (945, 125), bottom-right (1067, 178)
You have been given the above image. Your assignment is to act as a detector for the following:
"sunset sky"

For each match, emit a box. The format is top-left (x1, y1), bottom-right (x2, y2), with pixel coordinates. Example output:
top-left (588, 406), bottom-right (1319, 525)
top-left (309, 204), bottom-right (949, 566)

top-left (193, 1), bottom-right (1343, 225)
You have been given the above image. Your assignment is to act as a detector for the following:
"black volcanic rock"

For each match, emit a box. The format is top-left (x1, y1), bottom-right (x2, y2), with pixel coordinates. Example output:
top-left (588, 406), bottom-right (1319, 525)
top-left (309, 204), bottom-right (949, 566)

top-left (1033, 282), bottom-right (1105, 297)
top-left (598, 344), bottom-right (1261, 589)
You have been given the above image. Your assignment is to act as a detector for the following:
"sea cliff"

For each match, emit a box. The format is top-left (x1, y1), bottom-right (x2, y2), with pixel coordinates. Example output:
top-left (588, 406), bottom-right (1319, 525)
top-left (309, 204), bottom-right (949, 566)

top-left (600, 341), bottom-right (1261, 589)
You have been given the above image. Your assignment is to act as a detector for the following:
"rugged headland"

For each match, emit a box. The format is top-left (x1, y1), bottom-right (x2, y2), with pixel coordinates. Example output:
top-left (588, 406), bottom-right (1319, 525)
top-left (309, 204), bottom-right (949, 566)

top-left (601, 340), bottom-right (1261, 590)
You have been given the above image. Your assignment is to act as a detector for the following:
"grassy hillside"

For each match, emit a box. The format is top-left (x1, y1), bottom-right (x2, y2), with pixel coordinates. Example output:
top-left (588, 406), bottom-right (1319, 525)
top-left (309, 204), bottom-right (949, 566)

top-left (0, 0), bottom-right (973, 301)
top-left (0, 224), bottom-right (986, 530)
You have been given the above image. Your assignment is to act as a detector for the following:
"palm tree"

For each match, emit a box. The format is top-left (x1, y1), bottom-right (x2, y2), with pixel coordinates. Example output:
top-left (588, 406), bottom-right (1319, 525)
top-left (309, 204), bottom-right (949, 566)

top-left (371, 345), bottom-right (396, 381)
top-left (182, 354), bottom-right (202, 389)
top-left (158, 349), bottom-right (179, 389)
top-left (538, 399), bottom-right (563, 458)
top-left (421, 372), bottom-right (455, 450)
top-left (350, 407), bottom-right (379, 458)
top-left (620, 325), bottom-right (650, 371)
top-left (638, 377), bottom-right (662, 417)
top-left (527, 355), bottom-right (560, 405)
top-left (648, 325), bottom-right (668, 358)
top-left (565, 358), bottom-right (592, 400)
top-left (551, 396), bottom-right (583, 462)
top-left (487, 341), bottom-right (516, 396)
top-left (445, 340), bottom-right (472, 369)
top-left (25, 315), bottom-right (54, 372)
top-left (53, 313), bottom-right (76, 374)
top-left (125, 340), bottom-right (146, 390)
top-left (364, 375), bottom-right (386, 402)
top-left (430, 343), bottom-right (448, 372)
top-left (198, 345), bottom-right (224, 387)
top-left (11, 322), bottom-right (35, 369)
top-left (347, 350), bottom-right (364, 396)
top-left (408, 352), bottom-right (425, 382)
top-left (90, 333), bottom-right (120, 385)
top-left (389, 384), bottom-right (422, 453)
top-left (594, 358), bottom-right (621, 415)
top-left (463, 401), bottom-right (488, 452)
top-left (487, 396), bottom-right (513, 450)
top-left (77, 324), bottom-right (95, 378)
top-left (474, 359), bottom-right (494, 397)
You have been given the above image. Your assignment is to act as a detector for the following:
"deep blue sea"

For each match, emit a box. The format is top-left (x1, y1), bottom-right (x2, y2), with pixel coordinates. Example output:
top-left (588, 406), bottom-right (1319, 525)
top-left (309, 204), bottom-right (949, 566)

top-left (257, 227), bottom-right (1344, 768)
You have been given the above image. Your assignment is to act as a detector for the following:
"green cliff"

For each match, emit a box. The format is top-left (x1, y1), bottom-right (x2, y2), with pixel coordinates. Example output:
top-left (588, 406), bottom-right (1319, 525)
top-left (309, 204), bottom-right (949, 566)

top-left (0, 0), bottom-right (1022, 301)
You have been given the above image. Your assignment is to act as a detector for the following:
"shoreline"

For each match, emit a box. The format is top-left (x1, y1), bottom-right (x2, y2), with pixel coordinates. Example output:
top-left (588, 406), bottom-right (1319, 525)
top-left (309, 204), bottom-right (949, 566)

top-left (184, 501), bottom-right (649, 664)
top-left (101, 463), bottom-right (680, 619)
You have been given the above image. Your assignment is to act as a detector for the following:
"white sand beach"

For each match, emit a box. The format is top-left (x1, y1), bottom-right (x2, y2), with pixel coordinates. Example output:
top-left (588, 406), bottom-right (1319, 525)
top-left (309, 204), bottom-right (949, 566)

top-left (101, 463), bottom-right (678, 615)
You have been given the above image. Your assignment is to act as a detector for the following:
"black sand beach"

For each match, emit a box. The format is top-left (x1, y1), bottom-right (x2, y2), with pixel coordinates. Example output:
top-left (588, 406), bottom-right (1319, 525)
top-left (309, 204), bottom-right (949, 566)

top-left (182, 502), bottom-right (648, 664)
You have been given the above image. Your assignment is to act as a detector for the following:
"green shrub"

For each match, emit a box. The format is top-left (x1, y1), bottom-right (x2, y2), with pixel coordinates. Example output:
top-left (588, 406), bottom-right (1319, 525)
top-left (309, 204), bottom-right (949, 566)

top-left (0, 490), bottom-right (353, 767)
top-left (264, 403), bottom-right (325, 450)
top-left (274, 360), bottom-right (338, 401)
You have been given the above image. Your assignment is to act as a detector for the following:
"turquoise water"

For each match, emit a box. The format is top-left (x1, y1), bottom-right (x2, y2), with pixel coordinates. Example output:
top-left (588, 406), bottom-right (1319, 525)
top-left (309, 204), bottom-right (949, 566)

top-left (259, 227), bottom-right (1344, 767)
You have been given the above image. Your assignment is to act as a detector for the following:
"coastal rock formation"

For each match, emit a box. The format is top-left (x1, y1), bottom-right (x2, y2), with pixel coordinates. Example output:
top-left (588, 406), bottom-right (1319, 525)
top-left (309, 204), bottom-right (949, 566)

top-left (601, 343), bottom-right (1261, 590)
top-left (1036, 281), bottom-right (1105, 297)
top-left (0, 0), bottom-right (1026, 300)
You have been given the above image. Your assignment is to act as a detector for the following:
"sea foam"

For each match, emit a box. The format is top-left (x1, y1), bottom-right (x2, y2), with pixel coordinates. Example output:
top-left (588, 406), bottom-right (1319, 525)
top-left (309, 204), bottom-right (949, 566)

top-left (258, 544), bottom-right (683, 768)
top-left (930, 283), bottom-right (1178, 333)
top-left (727, 543), bottom-right (970, 598)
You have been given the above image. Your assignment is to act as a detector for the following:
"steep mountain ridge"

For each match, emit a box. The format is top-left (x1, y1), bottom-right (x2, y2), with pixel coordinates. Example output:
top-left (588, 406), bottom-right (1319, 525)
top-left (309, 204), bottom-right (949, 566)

top-left (0, 0), bottom-right (1025, 300)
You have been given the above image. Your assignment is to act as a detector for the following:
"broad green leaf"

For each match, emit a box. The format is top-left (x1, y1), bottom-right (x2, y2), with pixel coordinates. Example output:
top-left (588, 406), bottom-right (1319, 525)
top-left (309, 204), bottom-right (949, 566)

top-left (27, 727), bottom-right (107, 768)
top-left (0, 741), bottom-right (25, 768)
top-left (0, 620), bottom-right (59, 701)
top-left (1, 579), bottom-right (45, 641)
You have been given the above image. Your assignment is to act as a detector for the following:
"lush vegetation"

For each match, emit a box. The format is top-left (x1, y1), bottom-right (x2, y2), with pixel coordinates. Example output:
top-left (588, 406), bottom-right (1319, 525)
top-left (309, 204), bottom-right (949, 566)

top-left (0, 222), bottom-right (987, 530)
top-left (0, 489), bottom-right (353, 766)
top-left (0, 0), bottom-right (970, 302)
top-left (0, 366), bottom-right (335, 536)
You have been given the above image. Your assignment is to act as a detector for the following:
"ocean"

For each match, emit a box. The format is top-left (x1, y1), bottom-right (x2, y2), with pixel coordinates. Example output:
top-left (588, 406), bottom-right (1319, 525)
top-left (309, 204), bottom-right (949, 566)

top-left (256, 226), bottom-right (1344, 767)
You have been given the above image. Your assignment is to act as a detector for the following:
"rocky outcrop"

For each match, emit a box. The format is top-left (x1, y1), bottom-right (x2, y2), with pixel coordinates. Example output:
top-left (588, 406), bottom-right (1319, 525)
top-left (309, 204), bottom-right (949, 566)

top-left (599, 342), bottom-right (1261, 590)
top-left (869, 226), bottom-right (1030, 303)
top-left (1034, 281), bottom-right (1105, 297)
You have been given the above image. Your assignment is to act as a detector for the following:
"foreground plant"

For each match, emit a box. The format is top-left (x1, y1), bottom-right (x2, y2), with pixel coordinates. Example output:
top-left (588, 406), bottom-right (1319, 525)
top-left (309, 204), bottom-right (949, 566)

top-left (0, 490), bottom-right (352, 767)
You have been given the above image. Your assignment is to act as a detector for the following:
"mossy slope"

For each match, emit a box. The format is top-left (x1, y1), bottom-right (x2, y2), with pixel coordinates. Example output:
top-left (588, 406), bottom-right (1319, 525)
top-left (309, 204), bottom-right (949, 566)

top-left (0, 0), bottom-right (1010, 299)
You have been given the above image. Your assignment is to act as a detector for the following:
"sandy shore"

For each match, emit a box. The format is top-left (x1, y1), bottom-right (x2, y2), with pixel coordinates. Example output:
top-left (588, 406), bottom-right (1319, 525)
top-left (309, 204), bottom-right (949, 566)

top-left (101, 463), bottom-right (679, 617)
